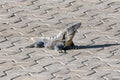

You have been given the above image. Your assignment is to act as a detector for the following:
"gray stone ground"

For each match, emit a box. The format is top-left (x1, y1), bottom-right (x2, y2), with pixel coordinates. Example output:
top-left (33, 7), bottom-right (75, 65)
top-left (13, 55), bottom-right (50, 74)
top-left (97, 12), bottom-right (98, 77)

top-left (0, 0), bottom-right (120, 80)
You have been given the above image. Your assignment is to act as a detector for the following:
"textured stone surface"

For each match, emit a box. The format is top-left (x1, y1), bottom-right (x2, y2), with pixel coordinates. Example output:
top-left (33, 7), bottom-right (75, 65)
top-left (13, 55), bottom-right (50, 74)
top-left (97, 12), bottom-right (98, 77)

top-left (0, 0), bottom-right (120, 80)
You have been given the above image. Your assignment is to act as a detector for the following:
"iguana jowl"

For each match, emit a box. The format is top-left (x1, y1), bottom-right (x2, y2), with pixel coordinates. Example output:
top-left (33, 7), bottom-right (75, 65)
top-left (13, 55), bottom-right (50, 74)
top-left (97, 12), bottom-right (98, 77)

top-left (26, 22), bottom-right (81, 53)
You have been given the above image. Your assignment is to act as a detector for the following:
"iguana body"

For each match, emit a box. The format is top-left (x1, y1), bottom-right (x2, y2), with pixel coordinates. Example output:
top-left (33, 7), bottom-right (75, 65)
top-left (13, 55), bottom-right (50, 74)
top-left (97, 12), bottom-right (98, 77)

top-left (26, 22), bottom-right (81, 52)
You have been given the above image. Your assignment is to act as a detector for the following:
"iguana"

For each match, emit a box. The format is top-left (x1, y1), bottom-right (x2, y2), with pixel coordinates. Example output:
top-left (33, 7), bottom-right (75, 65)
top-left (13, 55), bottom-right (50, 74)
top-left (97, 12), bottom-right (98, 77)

top-left (26, 22), bottom-right (81, 53)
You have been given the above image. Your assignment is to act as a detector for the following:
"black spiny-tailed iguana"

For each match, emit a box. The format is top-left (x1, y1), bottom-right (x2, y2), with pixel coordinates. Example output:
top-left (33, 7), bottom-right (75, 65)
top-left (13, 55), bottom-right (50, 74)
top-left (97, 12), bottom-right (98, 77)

top-left (26, 22), bottom-right (81, 53)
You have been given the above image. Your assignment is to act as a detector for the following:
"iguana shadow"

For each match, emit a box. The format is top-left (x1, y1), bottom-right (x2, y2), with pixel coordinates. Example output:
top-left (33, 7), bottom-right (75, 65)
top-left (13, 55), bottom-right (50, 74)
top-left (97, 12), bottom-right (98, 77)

top-left (66, 43), bottom-right (120, 50)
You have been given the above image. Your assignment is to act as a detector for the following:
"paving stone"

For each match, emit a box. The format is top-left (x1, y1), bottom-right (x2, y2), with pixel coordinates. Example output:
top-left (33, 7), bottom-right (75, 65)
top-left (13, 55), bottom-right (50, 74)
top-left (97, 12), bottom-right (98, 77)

top-left (0, 0), bottom-right (120, 80)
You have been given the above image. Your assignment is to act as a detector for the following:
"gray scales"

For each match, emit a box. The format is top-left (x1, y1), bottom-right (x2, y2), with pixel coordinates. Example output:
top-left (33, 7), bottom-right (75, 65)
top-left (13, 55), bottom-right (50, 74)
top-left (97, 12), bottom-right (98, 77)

top-left (26, 22), bottom-right (81, 53)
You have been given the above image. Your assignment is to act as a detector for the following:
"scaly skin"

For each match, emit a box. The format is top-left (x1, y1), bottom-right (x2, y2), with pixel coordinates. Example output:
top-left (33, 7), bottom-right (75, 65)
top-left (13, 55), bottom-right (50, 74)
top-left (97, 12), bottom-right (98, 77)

top-left (26, 22), bottom-right (81, 53)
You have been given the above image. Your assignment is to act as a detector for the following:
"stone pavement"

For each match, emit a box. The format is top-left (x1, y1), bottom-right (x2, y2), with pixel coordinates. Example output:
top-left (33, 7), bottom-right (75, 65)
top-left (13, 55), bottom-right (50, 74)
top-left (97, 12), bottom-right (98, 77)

top-left (0, 0), bottom-right (120, 80)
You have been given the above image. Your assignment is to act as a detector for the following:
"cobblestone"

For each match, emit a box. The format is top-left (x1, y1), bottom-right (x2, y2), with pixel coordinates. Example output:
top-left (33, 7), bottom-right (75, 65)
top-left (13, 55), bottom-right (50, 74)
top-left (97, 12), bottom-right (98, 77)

top-left (0, 0), bottom-right (120, 80)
